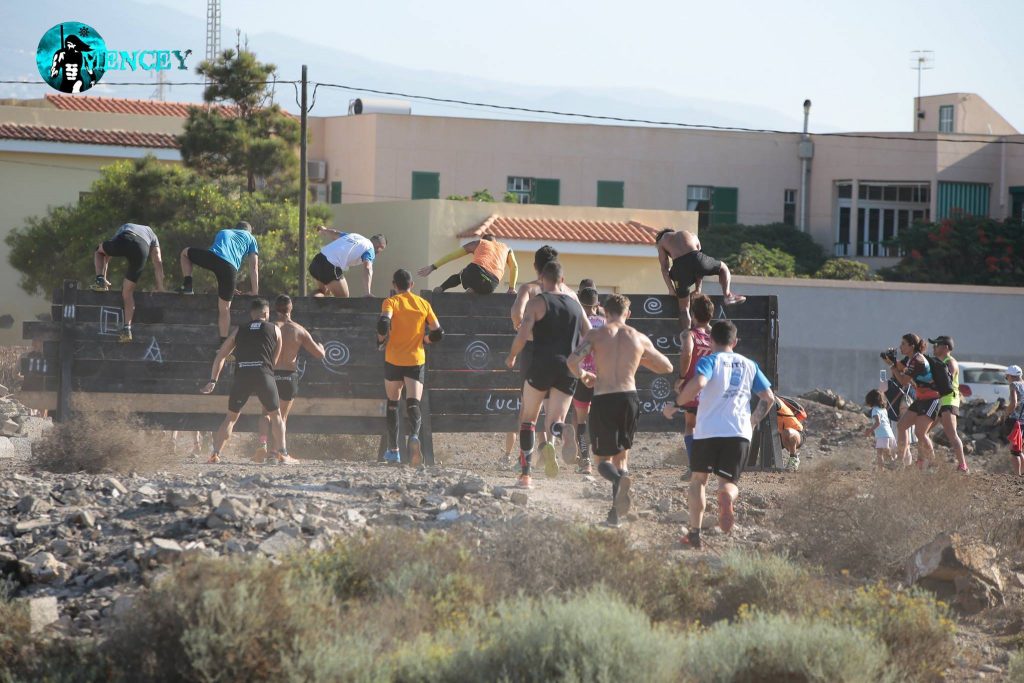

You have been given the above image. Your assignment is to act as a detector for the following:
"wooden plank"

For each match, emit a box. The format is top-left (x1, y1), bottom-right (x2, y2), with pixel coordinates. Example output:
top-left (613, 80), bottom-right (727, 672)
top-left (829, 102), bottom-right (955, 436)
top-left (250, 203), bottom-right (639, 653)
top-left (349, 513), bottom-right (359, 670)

top-left (132, 413), bottom-right (386, 435)
top-left (427, 370), bottom-right (522, 391)
top-left (430, 389), bottom-right (523, 416)
top-left (62, 289), bottom-right (388, 314)
top-left (431, 409), bottom-right (681, 434)
top-left (23, 376), bottom-right (384, 399)
top-left (18, 392), bottom-right (385, 417)
top-left (66, 304), bottom-right (386, 329)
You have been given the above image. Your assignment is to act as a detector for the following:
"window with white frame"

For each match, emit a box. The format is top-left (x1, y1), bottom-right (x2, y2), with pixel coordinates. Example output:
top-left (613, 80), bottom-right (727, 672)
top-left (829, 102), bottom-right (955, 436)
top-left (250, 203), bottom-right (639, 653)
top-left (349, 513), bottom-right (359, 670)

top-left (783, 189), bottom-right (797, 226)
top-left (507, 176), bottom-right (533, 204)
top-left (686, 185), bottom-right (713, 228)
top-left (938, 105), bottom-right (954, 133)
top-left (834, 182), bottom-right (930, 257)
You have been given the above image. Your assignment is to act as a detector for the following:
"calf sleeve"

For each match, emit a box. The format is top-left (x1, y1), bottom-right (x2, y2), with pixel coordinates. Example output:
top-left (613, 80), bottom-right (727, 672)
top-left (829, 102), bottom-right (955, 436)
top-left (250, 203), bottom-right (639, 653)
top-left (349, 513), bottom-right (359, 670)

top-left (684, 434), bottom-right (695, 468)
top-left (598, 460), bottom-right (621, 484)
top-left (576, 423), bottom-right (590, 459)
top-left (386, 399), bottom-right (400, 450)
top-left (405, 398), bottom-right (422, 439)
top-left (550, 421), bottom-right (565, 442)
top-left (519, 422), bottom-right (536, 475)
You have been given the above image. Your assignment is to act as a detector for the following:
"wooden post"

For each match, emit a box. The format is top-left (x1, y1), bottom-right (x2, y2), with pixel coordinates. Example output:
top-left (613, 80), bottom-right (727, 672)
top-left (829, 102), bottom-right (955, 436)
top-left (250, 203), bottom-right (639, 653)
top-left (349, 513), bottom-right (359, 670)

top-left (56, 280), bottom-right (78, 423)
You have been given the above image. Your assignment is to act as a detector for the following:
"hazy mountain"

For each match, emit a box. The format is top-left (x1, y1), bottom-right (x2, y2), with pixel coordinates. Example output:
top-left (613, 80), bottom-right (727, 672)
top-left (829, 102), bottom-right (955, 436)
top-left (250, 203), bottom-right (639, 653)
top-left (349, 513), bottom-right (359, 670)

top-left (2, 0), bottom-right (819, 131)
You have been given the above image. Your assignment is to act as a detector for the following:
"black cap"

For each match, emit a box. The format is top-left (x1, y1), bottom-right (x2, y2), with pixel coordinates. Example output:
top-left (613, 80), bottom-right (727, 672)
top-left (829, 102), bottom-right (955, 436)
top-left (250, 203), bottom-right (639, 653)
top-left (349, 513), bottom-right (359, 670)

top-left (578, 287), bottom-right (599, 307)
top-left (928, 335), bottom-right (954, 349)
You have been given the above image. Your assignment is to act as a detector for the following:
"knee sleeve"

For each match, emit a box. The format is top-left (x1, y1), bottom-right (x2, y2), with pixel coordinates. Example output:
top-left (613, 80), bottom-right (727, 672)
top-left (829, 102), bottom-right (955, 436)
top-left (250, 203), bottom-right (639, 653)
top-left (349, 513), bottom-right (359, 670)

top-left (551, 422), bottom-right (564, 441)
top-left (519, 422), bottom-right (536, 454)
top-left (405, 397), bottom-right (422, 437)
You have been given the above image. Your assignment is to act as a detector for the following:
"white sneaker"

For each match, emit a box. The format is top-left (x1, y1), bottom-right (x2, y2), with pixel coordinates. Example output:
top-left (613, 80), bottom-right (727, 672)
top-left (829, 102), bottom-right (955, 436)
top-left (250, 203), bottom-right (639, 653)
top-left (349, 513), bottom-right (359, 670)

top-left (786, 456), bottom-right (800, 472)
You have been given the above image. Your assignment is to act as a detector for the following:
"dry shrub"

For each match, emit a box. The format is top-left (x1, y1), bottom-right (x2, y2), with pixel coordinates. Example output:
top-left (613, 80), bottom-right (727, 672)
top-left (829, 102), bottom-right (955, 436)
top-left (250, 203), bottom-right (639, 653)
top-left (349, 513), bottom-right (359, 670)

top-left (30, 410), bottom-right (167, 474)
top-left (0, 345), bottom-right (26, 391)
top-left (285, 433), bottom-right (379, 461)
top-left (783, 464), bottom-right (993, 576)
top-left (1009, 649), bottom-right (1024, 682)
top-left (709, 550), bottom-right (832, 622)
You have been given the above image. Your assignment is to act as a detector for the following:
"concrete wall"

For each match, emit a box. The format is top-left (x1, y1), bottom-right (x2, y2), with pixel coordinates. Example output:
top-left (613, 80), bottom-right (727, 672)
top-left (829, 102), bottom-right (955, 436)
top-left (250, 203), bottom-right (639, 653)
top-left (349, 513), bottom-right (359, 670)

top-left (918, 94), bottom-right (1018, 136)
top-left (731, 275), bottom-right (1023, 400)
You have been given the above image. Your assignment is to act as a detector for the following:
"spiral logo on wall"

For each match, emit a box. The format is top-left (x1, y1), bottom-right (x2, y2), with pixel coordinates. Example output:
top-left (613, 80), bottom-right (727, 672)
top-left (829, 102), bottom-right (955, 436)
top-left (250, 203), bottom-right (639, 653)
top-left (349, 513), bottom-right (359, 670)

top-left (322, 341), bottom-right (351, 374)
top-left (464, 340), bottom-right (491, 370)
top-left (650, 376), bottom-right (673, 401)
top-left (295, 358), bottom-right (307, 381)
top-left (643, 297), bottom-right (663, 315)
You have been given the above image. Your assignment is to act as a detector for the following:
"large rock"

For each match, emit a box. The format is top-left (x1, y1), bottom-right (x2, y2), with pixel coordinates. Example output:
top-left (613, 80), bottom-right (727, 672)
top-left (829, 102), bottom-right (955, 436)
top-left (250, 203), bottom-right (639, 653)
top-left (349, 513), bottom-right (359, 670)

top-left (1, 419), bottom-right (20, 436)
top-left (25, 596), bottom-right (59, 632)
top-left (20, 551), bottom-right (72, 584)
top-left (906, 532), bottom-right (1004, 614)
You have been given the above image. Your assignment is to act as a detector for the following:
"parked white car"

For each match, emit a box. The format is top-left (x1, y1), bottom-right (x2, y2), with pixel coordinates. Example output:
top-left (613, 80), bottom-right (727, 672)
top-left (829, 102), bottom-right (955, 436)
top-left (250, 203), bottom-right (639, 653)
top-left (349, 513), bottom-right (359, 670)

top-left (957, 362), bottom-right (1009, 405)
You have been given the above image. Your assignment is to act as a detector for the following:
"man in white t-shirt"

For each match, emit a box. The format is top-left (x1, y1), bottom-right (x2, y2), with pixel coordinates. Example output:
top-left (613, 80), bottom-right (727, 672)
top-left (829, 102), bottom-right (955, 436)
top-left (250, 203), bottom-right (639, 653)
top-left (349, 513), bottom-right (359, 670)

top-left (673, 320), bottom-right (775, 549)
top-left (309, 227), bottom-right (387, 297)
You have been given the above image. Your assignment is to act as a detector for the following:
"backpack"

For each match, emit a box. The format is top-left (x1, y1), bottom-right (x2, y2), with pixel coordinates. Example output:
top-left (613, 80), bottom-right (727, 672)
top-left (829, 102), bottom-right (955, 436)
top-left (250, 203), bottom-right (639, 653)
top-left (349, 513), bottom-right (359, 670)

top-left (924, 356), bottom-right (955, 397)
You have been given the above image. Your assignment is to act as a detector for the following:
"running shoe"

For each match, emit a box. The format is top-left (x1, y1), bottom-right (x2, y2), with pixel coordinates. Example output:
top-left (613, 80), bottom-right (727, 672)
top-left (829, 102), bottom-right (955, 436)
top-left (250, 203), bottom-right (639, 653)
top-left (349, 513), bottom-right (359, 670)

top-left (89, 279), bottom-right (111, 292)
top-left (277, 453), bottom-right (300, 465)
top-left (723, 293), bottom-right (747, 306)
top-left (251, 445), bottom-right (268, 464)
top-left (717, 489), bottom-right (735, 533)
top-left (541, 442), bottom-right (559, 478)
top-left (499, 453), bottom-right (514, 470)
top-left (516, 474), bottom-right (533, 489)
top-left (576, 458), bottom-right (593, 475)
top-left (408, 436), bottom-right (422, 467)
top-left (957, 462), bottom-right (969, 473)
top-left (681, 530), bottom-right (703, 550)
top-left (785, 455), bottom-right (800, 472)
top-left (207, 453), bottom-right (222, 464)
top-left (118, 328), bottom-right (133, 343)
top-left (604, 508), bottom-right (621, 528)
top-left (383, 448), bottom-right (401, 464)
top-left (613, 474), bottom-right (633, 517)
top-left (177, 285), bottom-right (195, 295)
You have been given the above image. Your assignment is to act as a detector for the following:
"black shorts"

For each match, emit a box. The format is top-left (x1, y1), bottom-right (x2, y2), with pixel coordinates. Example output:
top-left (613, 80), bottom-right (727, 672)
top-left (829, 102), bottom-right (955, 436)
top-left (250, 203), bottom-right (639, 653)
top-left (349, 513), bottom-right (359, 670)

top-left (589, 391), bottom-right (640, 456)
top-left (937, 404), bottom-right (959, 417)
top-left (526, 355), bottom-right (577, 397)
top-left (691, 436), bottom-right (749, 482)
top-left (460, 262), bottom-right (499, 294)
top-left (228, 369), bottom-right (280, 413)
top-left (385, 362), bottom-right (425, 383)
top-left (669, 250), bottom-right (722, 297)
top-left (573, 381), bottom-right (594, 405)
top-left (274, 370), bottom-right (299, 402)
top-left (309, 252), bottom-right (343, 285)
top-left (908, 398), bottom-right (941, 418)
top-left (101, 233), bottom-right (150, 283)
top-left (187, 248), bottom-right (238, 301)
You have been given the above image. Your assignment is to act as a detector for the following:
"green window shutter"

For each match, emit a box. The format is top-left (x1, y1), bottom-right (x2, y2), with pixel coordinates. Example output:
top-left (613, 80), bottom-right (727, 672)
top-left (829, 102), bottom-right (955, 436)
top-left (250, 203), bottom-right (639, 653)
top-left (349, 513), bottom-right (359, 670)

top-left (532, 178), bottom-right (560, 205)
top-left (596, 180), bottom-right (624, 208)
top-left (710, 186), bottom-right (738, 225)
top-left (411, 172), bottom-right (440, 200)
top-left (330, 181), bottom-right (342, 204)
top-left (936, 181), bottom-right (990, 219)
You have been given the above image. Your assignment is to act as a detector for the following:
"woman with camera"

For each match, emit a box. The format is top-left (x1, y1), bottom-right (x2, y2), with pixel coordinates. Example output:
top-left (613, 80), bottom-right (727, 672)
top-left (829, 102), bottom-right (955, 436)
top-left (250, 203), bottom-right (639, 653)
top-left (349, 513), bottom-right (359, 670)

top-left (881, 333), bottom-right (941, 468)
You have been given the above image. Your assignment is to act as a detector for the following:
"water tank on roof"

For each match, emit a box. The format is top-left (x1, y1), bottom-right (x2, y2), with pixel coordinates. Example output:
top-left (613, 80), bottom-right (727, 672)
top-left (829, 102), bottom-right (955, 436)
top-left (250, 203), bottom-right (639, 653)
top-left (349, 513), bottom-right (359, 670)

top-left (347, 98), bottom-right (412, 116)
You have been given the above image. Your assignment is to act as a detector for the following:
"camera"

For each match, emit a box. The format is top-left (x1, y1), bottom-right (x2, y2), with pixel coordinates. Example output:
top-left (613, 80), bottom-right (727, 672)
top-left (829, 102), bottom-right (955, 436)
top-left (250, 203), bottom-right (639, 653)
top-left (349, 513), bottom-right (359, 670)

top-left (880, 348), bottom-right (898, 364)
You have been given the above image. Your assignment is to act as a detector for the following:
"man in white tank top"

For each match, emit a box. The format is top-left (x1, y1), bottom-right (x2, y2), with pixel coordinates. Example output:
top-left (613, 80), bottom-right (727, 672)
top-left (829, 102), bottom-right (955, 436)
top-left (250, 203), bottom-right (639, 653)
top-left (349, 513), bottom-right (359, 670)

top-left (310, 227), bottom-right (387, 297)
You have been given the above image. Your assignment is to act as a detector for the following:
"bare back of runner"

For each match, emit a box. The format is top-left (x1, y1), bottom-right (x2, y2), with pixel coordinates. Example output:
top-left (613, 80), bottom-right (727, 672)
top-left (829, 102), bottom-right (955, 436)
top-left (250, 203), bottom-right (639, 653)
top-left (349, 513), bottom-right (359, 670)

top-left (655, 228), bottom-right (744, 330)
top-left (568, 294), bottom-right (673, 527)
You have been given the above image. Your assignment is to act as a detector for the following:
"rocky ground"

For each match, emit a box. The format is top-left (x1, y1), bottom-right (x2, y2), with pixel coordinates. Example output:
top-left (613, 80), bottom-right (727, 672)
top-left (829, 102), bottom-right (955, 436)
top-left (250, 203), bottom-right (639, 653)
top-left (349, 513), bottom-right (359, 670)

top-left (2, 393), bottom-right (1023, 680)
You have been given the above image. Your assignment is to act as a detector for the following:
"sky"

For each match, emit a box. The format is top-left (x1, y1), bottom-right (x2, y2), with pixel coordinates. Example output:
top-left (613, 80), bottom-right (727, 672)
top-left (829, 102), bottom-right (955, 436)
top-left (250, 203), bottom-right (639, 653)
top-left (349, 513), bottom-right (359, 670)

top-left (115, 0), bottom-right (1024, 132)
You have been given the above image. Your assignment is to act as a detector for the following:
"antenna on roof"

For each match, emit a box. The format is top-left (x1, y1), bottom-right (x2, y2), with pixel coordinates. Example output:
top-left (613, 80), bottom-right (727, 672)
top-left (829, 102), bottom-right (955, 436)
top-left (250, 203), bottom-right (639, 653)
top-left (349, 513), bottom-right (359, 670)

top-left (909, 50), bottom-right (934, 132)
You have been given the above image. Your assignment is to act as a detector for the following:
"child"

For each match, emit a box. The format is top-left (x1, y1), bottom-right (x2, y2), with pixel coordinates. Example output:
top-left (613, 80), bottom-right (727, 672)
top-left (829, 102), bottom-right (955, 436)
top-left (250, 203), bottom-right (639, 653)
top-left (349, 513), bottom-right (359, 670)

top-left (1005, 365), bottom-right (1024, 476)
top-left (864, 389), bottom-right (896, 470)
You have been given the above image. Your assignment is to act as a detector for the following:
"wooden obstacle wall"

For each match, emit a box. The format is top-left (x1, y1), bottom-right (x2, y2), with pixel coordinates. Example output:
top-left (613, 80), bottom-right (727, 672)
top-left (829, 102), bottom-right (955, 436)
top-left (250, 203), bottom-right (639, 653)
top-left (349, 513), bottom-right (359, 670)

top-left (20, 282), bottom-right (780, 467)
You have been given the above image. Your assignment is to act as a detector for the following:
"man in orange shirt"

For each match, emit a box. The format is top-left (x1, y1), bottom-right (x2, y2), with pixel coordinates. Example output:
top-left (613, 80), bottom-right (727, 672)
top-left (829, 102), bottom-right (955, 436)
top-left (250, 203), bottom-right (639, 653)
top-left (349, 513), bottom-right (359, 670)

top-left (377, 269), bottom-right (444, 465)
top-left (417, 234), bottom-right (518, 294)
top-left (776, 398), bottom-right (805, 472)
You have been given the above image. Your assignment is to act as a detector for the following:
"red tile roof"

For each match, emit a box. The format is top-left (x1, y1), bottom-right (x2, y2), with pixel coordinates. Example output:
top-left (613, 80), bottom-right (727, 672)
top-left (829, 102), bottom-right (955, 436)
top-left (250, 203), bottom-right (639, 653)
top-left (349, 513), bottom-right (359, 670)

top-left (45, 94), bottom-right (238, 118)
top-left (459, 214), bottom-right (661, 245)
top-left (0, 123), bottom-right (179, 149)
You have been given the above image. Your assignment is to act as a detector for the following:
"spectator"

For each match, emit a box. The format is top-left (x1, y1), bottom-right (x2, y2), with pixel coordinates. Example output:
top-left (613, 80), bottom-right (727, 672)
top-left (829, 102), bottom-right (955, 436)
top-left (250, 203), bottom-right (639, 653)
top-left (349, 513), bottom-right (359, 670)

top-left (864, 389), bottom-right (896, 470)
top-left (883, 333), bottom-right (939, 468)
top-left (929, 336), bottom-right (968, 473)
top-left (1005, 365), bottom-right (1024, 475)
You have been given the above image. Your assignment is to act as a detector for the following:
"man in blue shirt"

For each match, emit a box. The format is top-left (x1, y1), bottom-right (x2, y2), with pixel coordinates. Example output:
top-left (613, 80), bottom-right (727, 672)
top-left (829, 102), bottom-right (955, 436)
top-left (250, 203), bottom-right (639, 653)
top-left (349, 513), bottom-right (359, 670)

top-left (674, 320), bottom-right (775, 549)
top-left (178, 221), bottom-right (260, 341)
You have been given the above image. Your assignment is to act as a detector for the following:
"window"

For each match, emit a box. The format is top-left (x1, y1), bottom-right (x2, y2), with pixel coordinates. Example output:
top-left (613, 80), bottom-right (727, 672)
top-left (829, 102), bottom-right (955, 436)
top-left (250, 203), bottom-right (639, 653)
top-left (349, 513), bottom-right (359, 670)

top-left (596, 180), bottom-right (624, 208)
top-left (1010, 187), bottom-right (1024, 221)
top-left (783, 189), bottom-right (797, 226)
top-left (507, 176), bottom-right (533, 204)
top-left (330, 181), bottom-right (342, 204)
top-left (411, 172), bottom-right (440, 200)
top-left (687, 185), bottom-right (712, 228)
top-left (834, 182), bottom-right (930, 257)
top-left (938, 105), bottom-right (954, 133)
top-left (710, 187), bottom-right (738, 225)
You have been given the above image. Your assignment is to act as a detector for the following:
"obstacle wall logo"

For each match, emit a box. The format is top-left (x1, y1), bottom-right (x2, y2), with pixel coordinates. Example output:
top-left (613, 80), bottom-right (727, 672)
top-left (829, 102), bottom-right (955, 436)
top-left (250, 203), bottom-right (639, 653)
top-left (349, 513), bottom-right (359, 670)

top-left (36, 21), bottom-right (194, 94)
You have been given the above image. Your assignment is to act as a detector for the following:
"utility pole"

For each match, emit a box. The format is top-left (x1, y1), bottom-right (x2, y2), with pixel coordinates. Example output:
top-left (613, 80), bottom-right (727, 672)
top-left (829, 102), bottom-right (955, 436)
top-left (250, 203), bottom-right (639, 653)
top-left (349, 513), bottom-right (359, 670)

top-left (298, 65), bottom-right (308, 296)
top-left (910, 50), bottom-right (934, 132)
top-left (798, 100), bottom-right (813, 234)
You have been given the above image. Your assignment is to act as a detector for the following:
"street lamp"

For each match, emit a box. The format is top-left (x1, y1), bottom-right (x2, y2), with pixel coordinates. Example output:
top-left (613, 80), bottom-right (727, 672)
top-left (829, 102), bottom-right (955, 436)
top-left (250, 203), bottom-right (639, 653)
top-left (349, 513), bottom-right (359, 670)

top-left (798, 100), bottom-right (813, 234)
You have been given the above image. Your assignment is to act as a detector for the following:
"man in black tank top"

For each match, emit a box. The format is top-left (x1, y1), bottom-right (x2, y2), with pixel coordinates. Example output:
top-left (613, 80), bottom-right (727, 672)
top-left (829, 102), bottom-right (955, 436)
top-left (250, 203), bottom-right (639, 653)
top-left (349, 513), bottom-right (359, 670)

top-left (201, 299), bottom-right (287, 464)
top-left (506, 262), bottom-right (591, 488)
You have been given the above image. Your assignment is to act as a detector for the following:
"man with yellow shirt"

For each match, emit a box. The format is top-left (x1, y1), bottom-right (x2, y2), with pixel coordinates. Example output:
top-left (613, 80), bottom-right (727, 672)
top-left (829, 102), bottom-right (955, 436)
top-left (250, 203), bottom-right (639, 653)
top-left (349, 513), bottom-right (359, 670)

top-left (417, 234), bottom-right (518, 294)
top-left (377, 269), bottom-right (444, 465)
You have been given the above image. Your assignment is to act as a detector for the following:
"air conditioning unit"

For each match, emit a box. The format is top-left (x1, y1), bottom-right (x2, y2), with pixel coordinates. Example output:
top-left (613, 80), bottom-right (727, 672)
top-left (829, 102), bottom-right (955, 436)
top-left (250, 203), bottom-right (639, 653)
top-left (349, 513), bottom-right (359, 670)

top-left (307, 160), bottom-right (327, 182)
top-left (310, 183), bottom-right (327, 204)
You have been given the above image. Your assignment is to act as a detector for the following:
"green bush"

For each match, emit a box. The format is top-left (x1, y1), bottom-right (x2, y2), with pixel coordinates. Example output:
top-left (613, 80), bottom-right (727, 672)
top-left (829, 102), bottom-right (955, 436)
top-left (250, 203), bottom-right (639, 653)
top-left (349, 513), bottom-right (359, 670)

top-left (711, 550), bottom-right (827, 621)
top-left (393, 588), bottom-right (685, 683)
top-left (815, 258), bottom-right (880, 281)
top-left (697, 223), bottom-right (828, 275)
top-left (679, 610), bottom-right (895, 683)
top-left (1009, 648), bottom-right (1024, 681)
top-left (732, 242), bottom-right (796, 277)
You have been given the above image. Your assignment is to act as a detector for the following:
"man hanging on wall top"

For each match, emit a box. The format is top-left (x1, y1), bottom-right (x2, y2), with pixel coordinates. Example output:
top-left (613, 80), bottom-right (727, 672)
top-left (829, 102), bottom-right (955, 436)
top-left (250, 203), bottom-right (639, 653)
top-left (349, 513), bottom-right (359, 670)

top-left (655, 228), bottom-right (745, 330)
top-left (417, 233), bottom-right (518, 295)
top-left (310, 227), bottom-right (387, 297)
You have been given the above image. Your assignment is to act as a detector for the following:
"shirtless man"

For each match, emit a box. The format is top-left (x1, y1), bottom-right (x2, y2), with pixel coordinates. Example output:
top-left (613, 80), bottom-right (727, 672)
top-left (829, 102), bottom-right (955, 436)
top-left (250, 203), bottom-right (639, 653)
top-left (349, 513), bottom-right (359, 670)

top-left (655, 228), bottom-right (745, 330)
top-left (569, 294), bottom-right (673, 527)
top-left (253, 294), bottom-right (326, 464)
top-left (506, 261), bottom-right (591, 488)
